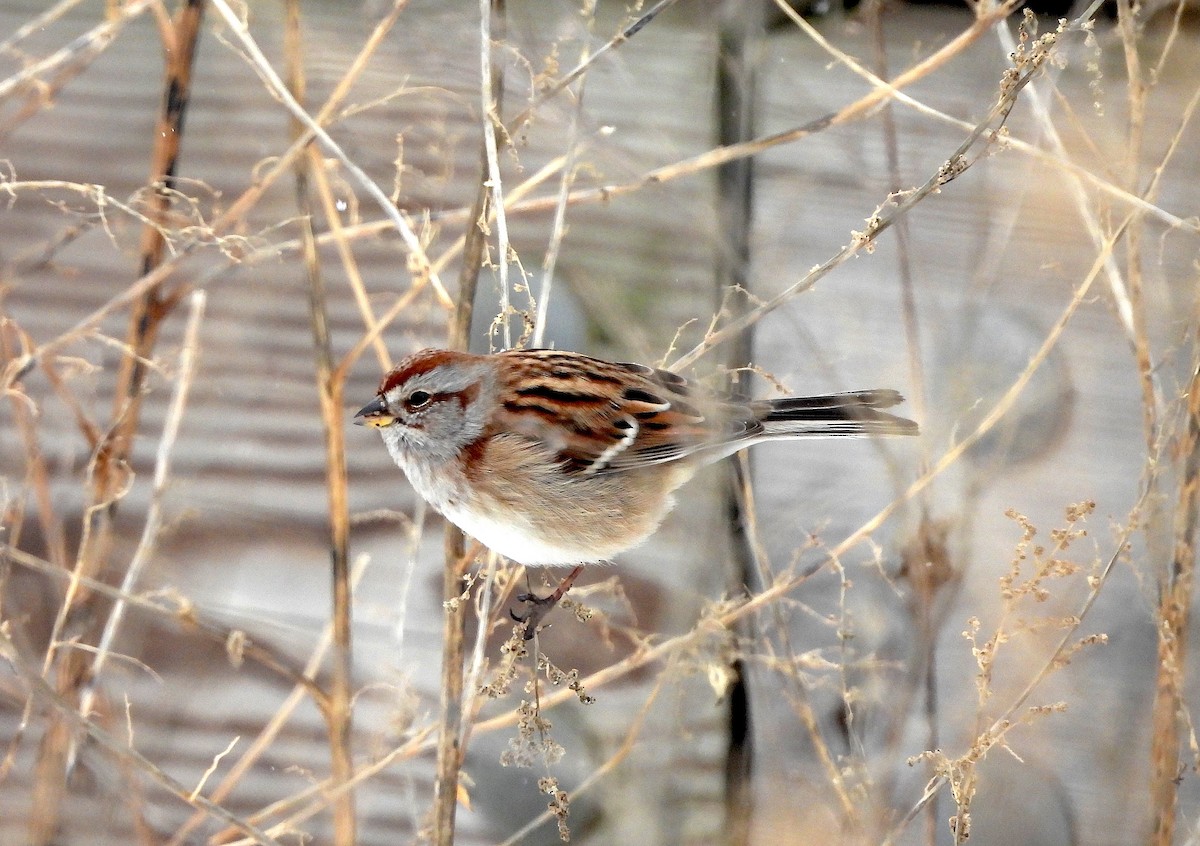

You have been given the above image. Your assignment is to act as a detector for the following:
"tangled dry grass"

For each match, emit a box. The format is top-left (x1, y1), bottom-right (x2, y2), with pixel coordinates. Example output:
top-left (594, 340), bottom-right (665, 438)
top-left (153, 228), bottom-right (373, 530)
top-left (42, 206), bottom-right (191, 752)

top-left (1, 0), bottom-right (1198, 844)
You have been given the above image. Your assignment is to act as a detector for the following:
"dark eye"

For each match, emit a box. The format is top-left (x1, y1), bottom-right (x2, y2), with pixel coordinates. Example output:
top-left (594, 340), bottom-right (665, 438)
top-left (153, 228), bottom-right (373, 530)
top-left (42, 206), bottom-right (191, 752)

top-left (406, 390), bottom-right (432, 410)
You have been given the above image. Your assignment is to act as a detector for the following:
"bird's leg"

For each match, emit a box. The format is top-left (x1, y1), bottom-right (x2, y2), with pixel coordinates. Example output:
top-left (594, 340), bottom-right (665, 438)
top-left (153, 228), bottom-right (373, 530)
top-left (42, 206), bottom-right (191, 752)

top-left (511, 564), bottom-right (585, 640)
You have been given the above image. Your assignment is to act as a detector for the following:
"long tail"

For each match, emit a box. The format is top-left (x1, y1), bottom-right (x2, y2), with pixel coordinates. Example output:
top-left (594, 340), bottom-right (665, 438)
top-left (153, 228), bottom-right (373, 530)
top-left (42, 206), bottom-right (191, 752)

top-left (759, 390), bottom-right (919, 437)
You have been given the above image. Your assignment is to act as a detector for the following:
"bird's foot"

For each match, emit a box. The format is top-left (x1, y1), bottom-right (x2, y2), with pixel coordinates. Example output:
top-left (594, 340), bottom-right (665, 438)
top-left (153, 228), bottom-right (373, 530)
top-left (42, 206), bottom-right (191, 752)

top-left (509, 564), bottom-right (584, 640)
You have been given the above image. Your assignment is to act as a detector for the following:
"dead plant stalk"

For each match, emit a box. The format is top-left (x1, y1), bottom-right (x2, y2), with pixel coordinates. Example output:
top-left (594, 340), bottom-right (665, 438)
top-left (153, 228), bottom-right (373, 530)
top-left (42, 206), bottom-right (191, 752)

top-left (1148, 350), bottom-right (1200, 845)
top-left (30, 4), bottom-right (204, 841)
top-left (284, 0), bottom-right (356, 841)
top-left (430, 4), bottom-right (509, 841)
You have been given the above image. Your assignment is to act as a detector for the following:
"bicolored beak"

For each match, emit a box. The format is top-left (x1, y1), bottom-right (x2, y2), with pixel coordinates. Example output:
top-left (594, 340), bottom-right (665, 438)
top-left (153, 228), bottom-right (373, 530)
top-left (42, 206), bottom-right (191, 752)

top-left (354, 396), bottom-right (395, 428)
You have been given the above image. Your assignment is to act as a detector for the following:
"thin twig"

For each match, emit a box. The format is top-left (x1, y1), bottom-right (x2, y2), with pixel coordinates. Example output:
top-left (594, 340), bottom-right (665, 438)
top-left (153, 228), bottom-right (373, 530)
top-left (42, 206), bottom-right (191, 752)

top-left (0, 0), bottom-right (87, 55)
top-left (0, 322), bottom-right (68, 570)
top-left (495, 658), bottom-right (673, 846)
top-left (1113, 0), bottom-right (1158, 458)
top-left (862, 0), bottom-right (930, 448)
top-left (207, 0), bottom-right (450, 308)
top-left (75, 290), bottom-right (207, 745)
top-left (479, 0), bottom-right (513, 349)
top-left (505, 0), bottom-right (685, 134)
top-left (213, 723), bottom-right (438, 845)
top-left (997, 16), bottom-right (1143, 356)
top-left (0, 630), bottom-right (284, 846)
top-left (885, 482), bottom-right (1146, 845)
top-left (389, 500), bottom-right (430, 654)
top-left (0, 0), bottom-right (155, 101)
top-left (671, 5), bottom-right (1091, 373)
top-left (532, 1), bottom-right (597, 348)
top-left (309, 149), bottom-right (392, 373)
top-left (458, 554), bottom-right (499, 745)
top-left (179, 554), bottom-right (376, 846)
top-left (187, 151), bottom-right (569, 361)
top-left (511, 0), bottom-right (1026, 234)
top-left (2, 542), bottom-right (329, 705)
top-left (334, 285), bottom-right (426, 384)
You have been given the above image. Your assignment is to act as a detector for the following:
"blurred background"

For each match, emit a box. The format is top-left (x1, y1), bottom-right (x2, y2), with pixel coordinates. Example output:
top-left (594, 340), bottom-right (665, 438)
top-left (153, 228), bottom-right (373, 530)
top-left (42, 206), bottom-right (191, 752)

top-left (1, 0), bottom-right (1198, 844)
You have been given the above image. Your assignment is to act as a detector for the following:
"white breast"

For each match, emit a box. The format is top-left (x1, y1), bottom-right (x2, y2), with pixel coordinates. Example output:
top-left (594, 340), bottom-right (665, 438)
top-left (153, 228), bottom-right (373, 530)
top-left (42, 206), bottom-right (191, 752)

top-left (394, 452), bottom-right (596, 565)
top-left (441, 502), bottom-right (591, 567)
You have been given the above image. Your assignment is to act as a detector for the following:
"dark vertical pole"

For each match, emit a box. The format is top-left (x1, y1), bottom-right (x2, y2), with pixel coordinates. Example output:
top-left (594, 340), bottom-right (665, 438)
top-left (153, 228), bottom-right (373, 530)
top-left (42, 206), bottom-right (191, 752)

top-left (716, 4), bottom-right (764, 845)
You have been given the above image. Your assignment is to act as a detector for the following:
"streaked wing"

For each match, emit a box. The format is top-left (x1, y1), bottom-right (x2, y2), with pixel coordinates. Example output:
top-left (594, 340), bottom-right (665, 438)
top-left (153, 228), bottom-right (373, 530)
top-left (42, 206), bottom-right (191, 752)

top-left (493, 349), bottom-right (742, 475)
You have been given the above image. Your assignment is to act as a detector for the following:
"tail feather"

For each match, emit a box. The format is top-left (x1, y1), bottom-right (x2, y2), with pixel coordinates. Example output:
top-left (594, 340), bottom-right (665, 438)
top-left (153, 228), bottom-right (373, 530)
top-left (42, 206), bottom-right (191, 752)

top-left (759, 390), bottom-right (918, 437)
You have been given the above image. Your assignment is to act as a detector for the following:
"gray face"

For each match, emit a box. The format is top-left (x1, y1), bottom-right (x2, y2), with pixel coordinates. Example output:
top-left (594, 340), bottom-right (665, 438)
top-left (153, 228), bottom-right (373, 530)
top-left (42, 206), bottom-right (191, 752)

top-left (377, 359), bottom-right (496, 466)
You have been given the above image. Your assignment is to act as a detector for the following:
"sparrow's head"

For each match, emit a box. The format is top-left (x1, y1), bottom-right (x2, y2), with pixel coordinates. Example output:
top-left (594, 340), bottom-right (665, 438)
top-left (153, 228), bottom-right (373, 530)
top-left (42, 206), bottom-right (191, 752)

top-left (356, 349), bottom-right (496, 465)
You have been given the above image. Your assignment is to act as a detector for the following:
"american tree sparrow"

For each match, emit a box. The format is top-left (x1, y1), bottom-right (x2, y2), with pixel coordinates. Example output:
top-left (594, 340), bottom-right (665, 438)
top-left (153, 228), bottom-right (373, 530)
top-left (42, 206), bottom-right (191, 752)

top-left (356, 348), bottom-right (918, 628)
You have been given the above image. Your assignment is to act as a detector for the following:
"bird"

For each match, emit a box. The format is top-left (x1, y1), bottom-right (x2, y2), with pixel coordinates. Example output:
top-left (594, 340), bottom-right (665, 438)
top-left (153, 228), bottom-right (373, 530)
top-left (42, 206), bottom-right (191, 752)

top-left (356, 348), bottom-right (918, 633)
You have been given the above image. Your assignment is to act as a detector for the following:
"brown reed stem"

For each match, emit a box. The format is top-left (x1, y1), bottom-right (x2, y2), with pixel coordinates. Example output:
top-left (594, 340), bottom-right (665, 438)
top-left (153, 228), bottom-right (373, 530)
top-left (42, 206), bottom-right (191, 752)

top-left (1148, 350), bottom-right (1200, 845)
top-left (432, 3), bottom-right (506, 840)
top-left (30, 3), bottom-right (204, 841)
top-left (284, 1), bottom-right (356, 842)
